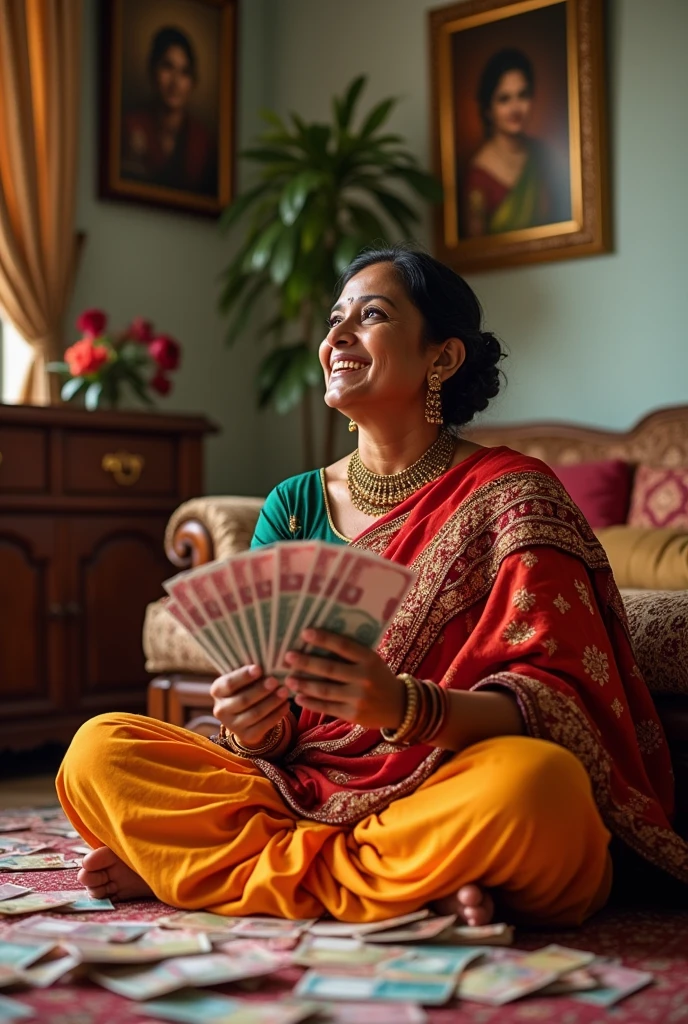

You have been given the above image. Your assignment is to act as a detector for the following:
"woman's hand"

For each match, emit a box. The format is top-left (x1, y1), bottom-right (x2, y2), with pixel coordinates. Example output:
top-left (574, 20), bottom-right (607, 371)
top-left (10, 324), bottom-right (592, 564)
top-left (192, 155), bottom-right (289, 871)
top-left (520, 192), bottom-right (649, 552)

top-left (210, 666), bottom-right (290, 747)
top-left (284, 629), bottom-right (405, 731)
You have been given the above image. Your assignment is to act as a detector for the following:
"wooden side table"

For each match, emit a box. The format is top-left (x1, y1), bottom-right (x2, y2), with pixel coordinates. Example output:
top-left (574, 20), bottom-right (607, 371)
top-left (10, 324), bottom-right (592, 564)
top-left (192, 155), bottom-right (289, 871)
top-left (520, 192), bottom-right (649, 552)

top-left (0, 404), bottom-right (216, 750)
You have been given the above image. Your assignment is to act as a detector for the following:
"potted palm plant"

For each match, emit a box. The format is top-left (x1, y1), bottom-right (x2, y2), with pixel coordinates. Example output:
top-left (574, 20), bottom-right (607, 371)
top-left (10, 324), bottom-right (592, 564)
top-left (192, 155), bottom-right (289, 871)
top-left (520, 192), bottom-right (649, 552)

top-left (219, 75), bottom-right (443, 467)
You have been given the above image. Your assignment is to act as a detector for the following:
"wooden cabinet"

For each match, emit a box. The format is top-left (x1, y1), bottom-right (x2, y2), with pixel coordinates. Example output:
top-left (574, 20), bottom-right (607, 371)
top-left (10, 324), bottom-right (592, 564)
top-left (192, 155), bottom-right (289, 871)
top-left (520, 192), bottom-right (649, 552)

top-left (0, 404), bottom-right (216, 750)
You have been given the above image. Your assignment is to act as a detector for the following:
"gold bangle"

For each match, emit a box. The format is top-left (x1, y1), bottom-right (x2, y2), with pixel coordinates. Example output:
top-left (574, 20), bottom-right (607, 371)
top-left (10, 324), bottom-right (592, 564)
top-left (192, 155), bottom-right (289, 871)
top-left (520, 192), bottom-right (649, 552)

top-left (227, 721), bottom-right (285, 757)
top-left (381, 675), bottom-right (419, 745)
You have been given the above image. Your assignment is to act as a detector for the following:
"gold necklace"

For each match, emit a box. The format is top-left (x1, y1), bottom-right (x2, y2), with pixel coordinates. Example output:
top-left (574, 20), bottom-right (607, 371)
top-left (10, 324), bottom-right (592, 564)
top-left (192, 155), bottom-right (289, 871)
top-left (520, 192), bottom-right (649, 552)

top-left (347, 430), bottom-right (456, 516)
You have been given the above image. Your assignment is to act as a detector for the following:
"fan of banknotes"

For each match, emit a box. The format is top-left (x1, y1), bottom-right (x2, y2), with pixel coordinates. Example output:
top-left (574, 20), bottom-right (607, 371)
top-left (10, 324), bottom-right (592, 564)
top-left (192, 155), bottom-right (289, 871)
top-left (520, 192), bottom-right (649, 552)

top-left (162, 541), bottom-right (417, 676)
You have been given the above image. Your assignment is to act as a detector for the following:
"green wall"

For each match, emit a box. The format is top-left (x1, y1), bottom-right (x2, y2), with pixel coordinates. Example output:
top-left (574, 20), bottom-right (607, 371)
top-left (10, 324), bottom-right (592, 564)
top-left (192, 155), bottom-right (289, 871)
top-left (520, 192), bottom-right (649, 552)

top-left (69, 0), bottom-right (688, 496)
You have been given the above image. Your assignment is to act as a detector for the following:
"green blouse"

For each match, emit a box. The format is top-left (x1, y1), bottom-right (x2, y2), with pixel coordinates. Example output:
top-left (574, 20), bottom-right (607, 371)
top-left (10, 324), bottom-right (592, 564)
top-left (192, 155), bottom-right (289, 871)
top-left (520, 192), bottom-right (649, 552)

top-left (250, 469), bottom-right (350, 548)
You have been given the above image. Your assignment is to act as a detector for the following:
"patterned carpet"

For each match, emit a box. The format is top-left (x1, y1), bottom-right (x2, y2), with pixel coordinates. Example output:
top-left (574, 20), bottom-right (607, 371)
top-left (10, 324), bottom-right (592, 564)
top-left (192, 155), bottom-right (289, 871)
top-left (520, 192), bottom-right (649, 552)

top-left (2, 813), bottom-right (688, 1023)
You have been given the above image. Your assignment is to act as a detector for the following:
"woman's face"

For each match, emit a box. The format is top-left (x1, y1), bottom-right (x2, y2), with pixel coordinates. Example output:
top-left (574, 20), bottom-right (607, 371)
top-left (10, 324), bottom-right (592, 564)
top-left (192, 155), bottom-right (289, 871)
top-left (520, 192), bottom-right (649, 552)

top-left (489, 70), bottom-right (532, 136)
top-left (319, 262), bottom-right (437, 421)
top-left (154, 45), bottom-right (194, 111)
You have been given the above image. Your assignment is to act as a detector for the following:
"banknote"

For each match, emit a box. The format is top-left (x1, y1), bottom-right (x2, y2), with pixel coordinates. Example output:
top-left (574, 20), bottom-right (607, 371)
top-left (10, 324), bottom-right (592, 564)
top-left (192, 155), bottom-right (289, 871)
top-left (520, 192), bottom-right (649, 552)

top-left (229, 917), bottom-right (316, 940)
top-left (380, 946), bottom-right (485, 979)
top-left (0, 966), bottom-right (19, 990)
top-left (574, 964), bottom-right (654, 1006)
top-left (162, 586), bottom-right (228, 672)
top-left (157, 911), bottom-right (240, 934)
top-left (0, 892), bottom-right (78, 914)
top-left (36, 824), bottom-right (79, 838)
top-left (0, 939), bottom-right (55, 969)
top-left (69, 845), bottom-right (93, 855)
top-left (65, 932), bottom-right (212, 963)
top-left (182, 570), bottom-right (245, 670)
top-left (292, 936), bottom-right (401, 968)
top-left (440, 923), bottom-right (514, 946)
top-left (0, 842), bottom-right (51, 857)
top-left (310, 910), bottom-right (430, 938)
top-left (364, 916), bottom-right (457, 944)
top-left (271, 542), bottom-right (320, 673)
top-left (294, 970), bottom-right (455, 1005)
top-left (316, 1004), bottom-right (427, 1024)
top-left (89, 950), bottom-right (286, 1000)
top-left (541, 968), bottom-right (599, 995)
top-left (0, 885), bottom-right (32, 902)
top-left (311, 551), bottom-right (414, 649)
top-left (0, 818), bottom-right (38, 832)
top-left (16, 954), bottom-right (80, 988)
top-left (9, 917), bottom-right (147, 943)
top-left (274, 542), bottom-right (345, 670)
top-left (51, 890), bottom-right (114, 912)
top-left (0, 994), bottom-right (35, 1020)
top-left (246, 548), bottom-right (277, 670)
top-left (458, 960), bottom-right (559, 1004)
top-left (225, 557), bottom-right (263, 665)
top-left (139, 989), bottom-right (317, 1024)
top-left (0, 853), bottom-right (77, 872)
top-left (200, 563), bottom-right (254, 666)
top-left (520, 944), bottom-right (595, 976)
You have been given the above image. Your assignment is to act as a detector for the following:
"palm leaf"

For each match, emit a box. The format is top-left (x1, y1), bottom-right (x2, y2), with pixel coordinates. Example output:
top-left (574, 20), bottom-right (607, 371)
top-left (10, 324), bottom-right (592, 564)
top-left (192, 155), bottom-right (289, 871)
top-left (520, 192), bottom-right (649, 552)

top-left (336, 75), bottom-right (367, 130)
top-left (279, 170), bottom-right (324, 226)
top-left (226, 275), bottom-right (271, 343)
top-left (360, 98), bottom-right (397, 138)
top-left (270, 225), bottom-right (299, 285)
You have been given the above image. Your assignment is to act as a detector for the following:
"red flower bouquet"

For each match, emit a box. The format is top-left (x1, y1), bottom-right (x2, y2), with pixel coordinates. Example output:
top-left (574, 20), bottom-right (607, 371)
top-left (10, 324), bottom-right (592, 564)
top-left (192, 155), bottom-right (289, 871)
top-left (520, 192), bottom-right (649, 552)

top-left (49, 310), bottom-right (182, 409)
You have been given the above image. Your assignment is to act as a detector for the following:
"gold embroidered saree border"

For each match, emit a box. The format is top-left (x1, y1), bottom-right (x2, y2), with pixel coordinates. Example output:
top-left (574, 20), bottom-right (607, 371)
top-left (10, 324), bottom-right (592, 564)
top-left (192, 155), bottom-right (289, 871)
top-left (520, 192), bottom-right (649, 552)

top-left (473, 672), bottom-right (688, 884)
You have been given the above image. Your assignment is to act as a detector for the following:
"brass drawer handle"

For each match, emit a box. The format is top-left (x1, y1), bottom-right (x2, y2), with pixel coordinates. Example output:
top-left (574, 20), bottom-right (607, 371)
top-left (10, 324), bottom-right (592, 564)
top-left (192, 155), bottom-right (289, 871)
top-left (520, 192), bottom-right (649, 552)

top-left (101, 450), bottom-right (145, 487)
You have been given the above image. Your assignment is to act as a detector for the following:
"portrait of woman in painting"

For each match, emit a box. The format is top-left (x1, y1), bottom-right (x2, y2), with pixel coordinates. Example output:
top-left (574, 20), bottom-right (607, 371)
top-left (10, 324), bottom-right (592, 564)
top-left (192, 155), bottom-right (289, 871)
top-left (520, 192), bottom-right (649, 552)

top-left (120, 25), bottom-right (218, 197)
top-left (462, 48), bottom-right (567, 238)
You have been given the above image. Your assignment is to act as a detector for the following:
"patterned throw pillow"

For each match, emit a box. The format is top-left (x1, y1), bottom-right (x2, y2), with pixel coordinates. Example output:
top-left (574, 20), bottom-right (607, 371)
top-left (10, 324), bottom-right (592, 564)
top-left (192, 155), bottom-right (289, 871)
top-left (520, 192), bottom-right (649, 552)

top-left (628, 466), bottom-right (688, 528)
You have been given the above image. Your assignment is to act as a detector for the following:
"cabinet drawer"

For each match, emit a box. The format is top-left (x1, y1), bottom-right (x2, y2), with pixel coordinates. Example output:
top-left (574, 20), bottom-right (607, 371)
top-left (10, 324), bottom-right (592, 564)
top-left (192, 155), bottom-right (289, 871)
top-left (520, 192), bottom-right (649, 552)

top-left (63, 432), bottom-right (177, 496)
top-left (0, 427), bottom-right (47, 493)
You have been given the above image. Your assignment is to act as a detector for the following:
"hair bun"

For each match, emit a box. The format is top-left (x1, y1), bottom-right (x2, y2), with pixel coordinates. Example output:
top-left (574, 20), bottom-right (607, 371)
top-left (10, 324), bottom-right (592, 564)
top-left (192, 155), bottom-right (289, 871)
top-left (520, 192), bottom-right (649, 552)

top-left (441, 328), bottom-right (505, 425)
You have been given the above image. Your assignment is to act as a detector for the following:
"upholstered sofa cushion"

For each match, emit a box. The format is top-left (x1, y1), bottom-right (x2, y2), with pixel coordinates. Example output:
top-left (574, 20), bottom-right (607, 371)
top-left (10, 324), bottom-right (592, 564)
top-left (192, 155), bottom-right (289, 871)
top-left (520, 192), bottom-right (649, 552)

top-left (144, 599), bottom-right (216, 676)
top-left (622, 590), bottom-right (688, 696)
top-left (595, 526), bottom-right (688, 591)
top-left (554, 459), bottom-right (632, 527)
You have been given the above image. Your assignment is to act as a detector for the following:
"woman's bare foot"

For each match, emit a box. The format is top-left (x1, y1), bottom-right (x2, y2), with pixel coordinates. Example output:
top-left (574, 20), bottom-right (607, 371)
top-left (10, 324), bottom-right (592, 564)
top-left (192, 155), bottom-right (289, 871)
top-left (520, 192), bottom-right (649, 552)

top-left (77, 846), bottom-right (154, 902)
top-left (432, 883), bottom-right (495, 926)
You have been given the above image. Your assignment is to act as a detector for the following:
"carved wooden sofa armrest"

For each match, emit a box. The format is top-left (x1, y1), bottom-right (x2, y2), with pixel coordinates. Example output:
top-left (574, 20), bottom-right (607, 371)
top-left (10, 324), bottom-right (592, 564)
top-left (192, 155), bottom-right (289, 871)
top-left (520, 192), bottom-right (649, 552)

top-left (164, 496), bottom-right (265, 569)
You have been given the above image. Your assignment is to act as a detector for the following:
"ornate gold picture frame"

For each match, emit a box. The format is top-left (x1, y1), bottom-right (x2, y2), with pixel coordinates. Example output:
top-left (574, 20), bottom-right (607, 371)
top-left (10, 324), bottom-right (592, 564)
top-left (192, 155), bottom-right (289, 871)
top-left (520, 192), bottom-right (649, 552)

top-left (99, 0), bottom-right (236, 217)
top-left (429, 0), bottom-right (610, 272)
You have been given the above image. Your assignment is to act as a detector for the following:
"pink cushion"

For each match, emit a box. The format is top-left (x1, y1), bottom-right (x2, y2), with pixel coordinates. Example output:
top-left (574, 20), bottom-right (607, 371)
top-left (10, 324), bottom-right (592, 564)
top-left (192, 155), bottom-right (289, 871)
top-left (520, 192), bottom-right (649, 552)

top-left (628, 466), bottom-right (688, 527)
top-left (552, 459), bottom-right (632, 528)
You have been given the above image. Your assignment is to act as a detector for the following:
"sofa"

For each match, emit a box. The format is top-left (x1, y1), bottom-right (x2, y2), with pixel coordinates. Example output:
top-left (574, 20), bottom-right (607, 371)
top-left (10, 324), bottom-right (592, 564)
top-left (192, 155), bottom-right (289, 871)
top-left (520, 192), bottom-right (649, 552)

top-left (143, 406), bottom-right (688, 829)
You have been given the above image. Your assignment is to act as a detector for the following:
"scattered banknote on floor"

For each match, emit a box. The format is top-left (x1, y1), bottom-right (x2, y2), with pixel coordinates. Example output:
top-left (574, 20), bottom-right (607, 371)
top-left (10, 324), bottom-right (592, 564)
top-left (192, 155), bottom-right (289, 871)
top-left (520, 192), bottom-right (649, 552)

top-left (163, 541), bottom-right (416, 677)
top-left (138, 989), bottom-right (318, 1024)
top-left (0, 893), bottom-right (79, 916)
top-left (0, 886), bottom-right (32, 903)
top-left (0, 853), bottom-right (77, 872)
top-left (0, 993), bottom-right (35, 1020)
top-left (573, 964), bottom-right (654, 1006)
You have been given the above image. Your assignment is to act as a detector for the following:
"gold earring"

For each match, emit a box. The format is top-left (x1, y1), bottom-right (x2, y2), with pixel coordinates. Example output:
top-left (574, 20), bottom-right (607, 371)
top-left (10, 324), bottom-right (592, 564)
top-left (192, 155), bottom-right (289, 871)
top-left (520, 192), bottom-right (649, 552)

top-left (425, 373), bottom-right (443, 425)
top-left (348, 420), bottom-right (357, 432)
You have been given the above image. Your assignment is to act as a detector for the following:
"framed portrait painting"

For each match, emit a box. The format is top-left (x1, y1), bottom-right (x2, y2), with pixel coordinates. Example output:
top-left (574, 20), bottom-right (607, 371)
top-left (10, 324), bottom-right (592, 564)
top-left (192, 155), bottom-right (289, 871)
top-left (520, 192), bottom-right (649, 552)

top-left (428, 0), bottom-right (610, 272)
top-left (99, 0), bottom-right (237, 217)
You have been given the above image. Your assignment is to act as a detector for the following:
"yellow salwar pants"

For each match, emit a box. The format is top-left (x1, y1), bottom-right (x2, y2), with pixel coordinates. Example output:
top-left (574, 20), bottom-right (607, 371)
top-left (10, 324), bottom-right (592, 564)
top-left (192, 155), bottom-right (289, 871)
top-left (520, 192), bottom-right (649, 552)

top-left (57, 713), bottom-right (612, 926)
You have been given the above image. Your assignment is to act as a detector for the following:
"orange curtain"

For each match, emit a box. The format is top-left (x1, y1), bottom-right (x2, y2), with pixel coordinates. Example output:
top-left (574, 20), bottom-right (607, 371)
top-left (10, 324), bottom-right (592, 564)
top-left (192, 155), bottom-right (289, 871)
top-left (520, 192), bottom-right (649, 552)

top-left (0, 0), bottom-right (82, 405)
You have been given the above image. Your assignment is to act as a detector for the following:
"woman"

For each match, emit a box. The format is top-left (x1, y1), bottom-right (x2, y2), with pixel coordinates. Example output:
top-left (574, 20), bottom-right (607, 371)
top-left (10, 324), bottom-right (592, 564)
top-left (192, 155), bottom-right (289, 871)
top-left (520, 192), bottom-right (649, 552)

top-left (58, 248), bottom-right (688, 927)
top-left (121, 26), bottom-right (217, 196)
top-left (462, 49), bottom-right (566, 237)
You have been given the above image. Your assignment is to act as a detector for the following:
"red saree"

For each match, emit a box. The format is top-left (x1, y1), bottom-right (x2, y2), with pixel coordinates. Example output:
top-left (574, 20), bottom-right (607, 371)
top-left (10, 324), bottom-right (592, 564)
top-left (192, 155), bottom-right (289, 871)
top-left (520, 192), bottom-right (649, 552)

top-left (255, 447), bottom-right (688, 884)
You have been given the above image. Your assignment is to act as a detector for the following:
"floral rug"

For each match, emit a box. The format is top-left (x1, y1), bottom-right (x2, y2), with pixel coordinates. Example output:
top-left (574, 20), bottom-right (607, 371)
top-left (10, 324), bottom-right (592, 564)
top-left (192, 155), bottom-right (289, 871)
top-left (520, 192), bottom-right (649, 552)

top-left (2, 811), bottom-right (688, 1023)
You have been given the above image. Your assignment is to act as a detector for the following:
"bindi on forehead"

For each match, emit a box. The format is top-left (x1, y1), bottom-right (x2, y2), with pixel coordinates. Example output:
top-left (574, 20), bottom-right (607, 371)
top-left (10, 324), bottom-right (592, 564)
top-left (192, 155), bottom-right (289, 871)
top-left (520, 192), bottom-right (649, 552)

top-left (332, 292), bottom-right (398, 313)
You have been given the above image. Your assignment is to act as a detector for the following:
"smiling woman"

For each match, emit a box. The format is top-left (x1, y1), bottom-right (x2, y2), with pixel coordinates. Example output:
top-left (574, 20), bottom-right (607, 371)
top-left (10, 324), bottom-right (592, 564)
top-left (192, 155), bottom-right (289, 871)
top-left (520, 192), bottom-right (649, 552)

top-left (57, 248), bottom-right (688, 928)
